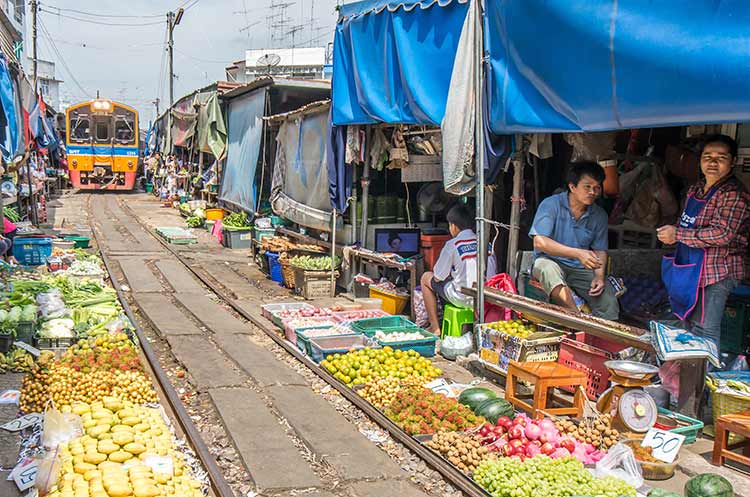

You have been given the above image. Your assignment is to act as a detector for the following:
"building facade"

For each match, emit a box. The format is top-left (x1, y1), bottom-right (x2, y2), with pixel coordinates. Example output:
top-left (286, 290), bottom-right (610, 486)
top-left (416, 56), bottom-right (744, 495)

top-left (0, 0), bottom-right (23, 64)
top-left (226, 47), bottom-right (332, 83)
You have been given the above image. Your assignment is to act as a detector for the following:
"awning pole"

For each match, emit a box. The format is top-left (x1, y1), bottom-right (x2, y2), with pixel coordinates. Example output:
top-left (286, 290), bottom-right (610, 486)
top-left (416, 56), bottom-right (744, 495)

top-left (331, 208), bottom-right (337, 297)
top-left (506, 147), bottom-right (524, 278)
top-left (474, 0), bottom-right (486, 322)
top-left (360, 163), bottom-right (370, 247)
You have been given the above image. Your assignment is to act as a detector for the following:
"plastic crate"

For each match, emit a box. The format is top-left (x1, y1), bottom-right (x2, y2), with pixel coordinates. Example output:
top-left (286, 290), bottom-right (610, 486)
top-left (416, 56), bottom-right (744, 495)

top-left (62, 236), bottom-right (91, 249)
top-left (420, 233), bottom-right (450, 271)
top-left (369, 286), bottom-right (409, 315)
top-left (33, 334), bottom-right (77, 349)
top-left (223, 228), bottom-right (253, 249)
top-left (293, 268), bottom-right (336, 299)
top-left (205, 208), bottom-right (224, 220)
top-left (332, 309), bottom-right (390, 323)
top-left (476, 323), bottom-right (563, 374)
top-left (654, 407), bottom-right (703, 445)
top-left (254, 227), bottom-right (276, 242)
top-left (267, 252), bottom-right (283, 283)
top-left (261, 302), bottom-right (313, 320)
top-left (350, 316), bottom-right (419, 336)
top-left (0, 334), bottom-right (11, 353)
top-left (296, 327), bottom-right (358, 356)
top-left (282, 317), bottom-right (341, 343)
top-left (557, 332), bottom-right (628, 399)
top-left (373, 328), bottom-right (438, 357)
top-left (720, 300), bottom-right (749, 354)
top-left (16, 321), bottom-right (35, 344)
top-left (13, 237), bottom-right (53, 265)
top-left (308, 334), bottom-right (375, 363)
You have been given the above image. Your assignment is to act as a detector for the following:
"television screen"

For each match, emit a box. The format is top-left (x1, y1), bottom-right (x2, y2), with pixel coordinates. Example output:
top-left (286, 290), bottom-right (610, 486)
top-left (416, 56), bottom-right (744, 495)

top-left (374, 228), bottom-right (421, 257)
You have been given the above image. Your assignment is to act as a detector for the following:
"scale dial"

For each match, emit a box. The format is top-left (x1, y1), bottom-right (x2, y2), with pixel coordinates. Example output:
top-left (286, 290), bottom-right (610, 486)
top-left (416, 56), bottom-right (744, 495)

top-left (618, 389), bottom-right (657, 432)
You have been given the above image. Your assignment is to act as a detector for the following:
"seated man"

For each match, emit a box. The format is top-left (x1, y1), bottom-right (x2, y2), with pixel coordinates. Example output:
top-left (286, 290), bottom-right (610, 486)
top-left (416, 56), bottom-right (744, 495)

top-left (421, 204), bottom-right (477, 335)
top-left (529, 161), bottom-right (619, 320)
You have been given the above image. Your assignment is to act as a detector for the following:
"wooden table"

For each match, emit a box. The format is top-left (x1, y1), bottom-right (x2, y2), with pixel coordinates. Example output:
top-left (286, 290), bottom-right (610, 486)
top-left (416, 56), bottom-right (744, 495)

top-left (506, 361), bottom-right (587, 419)
top-left (712, 408), bottom-right (750, 468)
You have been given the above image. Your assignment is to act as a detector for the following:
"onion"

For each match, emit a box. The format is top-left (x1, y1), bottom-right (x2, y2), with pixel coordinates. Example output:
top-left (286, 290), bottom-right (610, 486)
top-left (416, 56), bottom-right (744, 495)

top-left (524, 423), bottom-right (542, 441)
top-left (538, 418), bottom-right (556, 432)
top-left (525, 443), bottom-right (542, 458)
top-left (551, 447), bottom-right (571, 459)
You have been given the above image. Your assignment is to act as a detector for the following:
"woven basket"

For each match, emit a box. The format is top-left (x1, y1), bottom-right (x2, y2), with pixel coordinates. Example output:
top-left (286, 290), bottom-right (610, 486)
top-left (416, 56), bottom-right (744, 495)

top-left (707, 373), bottom-right (750, 443)
top-left (279, 254), bottom-right (296, 289)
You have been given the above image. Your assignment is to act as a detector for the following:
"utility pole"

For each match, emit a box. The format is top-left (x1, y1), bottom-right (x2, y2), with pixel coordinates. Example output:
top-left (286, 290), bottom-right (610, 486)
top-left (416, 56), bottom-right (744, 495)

top-left (28, 0), bottom-right (39, 226)
top-left (152, 98), bottom-right (160, 117)
top-left (167, 8), bottom-right (184, 107)
top-left (31, 0), bottom-right (38, 91)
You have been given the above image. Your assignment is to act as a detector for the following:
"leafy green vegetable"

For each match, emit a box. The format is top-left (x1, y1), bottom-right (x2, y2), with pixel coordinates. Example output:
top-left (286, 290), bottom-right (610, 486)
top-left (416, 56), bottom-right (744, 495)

top-left (186, 216), bottom-right (203, 228)
top-left (290, 255), bottom-right (340, 271)
top-left (223, 212), bottom-right (250, 228)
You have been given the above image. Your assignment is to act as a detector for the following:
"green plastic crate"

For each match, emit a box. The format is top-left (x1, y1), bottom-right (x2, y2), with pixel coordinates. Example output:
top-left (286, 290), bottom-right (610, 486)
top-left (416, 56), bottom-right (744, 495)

top-left (373, 328), bottom-right (438, 357)
top-left (656, 407), bottom-right (703, 445)
top-left (350, 316), bottom-right (419, 336)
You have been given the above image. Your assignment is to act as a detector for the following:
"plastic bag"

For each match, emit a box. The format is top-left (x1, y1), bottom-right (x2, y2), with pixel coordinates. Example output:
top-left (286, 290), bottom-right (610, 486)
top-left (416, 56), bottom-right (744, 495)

top-left (592, 442), bottom-right (643, 489)
top-left (35, 449), bottom-right (62, 496)
top-left (650, 321), bottom-right (721, 368)
top-left (658, 361), bottom-right (681, 399)
top-left (441, 332), bottom-right (474, 360)
top-left (42, 403), bottom-right (83, 450)
top-left (37, 290), bottom-right (70, 319)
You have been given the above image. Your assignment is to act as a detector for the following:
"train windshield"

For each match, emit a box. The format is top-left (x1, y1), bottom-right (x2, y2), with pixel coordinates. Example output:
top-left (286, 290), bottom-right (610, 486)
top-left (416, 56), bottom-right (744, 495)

top-left (113, 107), bottom-right (137, 145)
top-left (70, 115), bottom-right (90, 143)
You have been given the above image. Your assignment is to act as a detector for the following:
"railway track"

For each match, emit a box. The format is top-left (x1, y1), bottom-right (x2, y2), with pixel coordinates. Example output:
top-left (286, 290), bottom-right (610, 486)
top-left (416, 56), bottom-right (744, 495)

top-left (92, 193), bottom-right (490, 497)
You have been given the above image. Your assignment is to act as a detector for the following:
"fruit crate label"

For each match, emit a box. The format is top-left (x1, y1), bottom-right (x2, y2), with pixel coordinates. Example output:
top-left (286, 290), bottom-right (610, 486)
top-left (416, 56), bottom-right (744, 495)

top-left (0, 390), bottom-right (20, 405)
top-left (2, 413), bottom-right (43, 432)
top-left (642, 428), bottom-right (685, 463)
top-left (10, 458), bottom-right (38, 490)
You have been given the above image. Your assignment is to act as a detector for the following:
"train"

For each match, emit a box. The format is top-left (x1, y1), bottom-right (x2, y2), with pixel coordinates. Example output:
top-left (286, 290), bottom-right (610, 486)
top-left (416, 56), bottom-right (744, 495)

top-left (65, 98), bottom-right (140, 190)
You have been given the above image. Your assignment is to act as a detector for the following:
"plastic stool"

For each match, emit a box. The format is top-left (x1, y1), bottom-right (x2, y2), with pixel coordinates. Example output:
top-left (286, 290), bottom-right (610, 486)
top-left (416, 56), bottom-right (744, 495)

top-left (441, 304), bottom-right (474, 339)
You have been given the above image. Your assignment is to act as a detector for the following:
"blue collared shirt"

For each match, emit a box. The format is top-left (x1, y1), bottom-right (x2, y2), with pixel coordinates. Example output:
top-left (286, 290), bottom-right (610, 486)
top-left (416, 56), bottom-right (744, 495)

top-left (529, 191), bottom-right (609, 269)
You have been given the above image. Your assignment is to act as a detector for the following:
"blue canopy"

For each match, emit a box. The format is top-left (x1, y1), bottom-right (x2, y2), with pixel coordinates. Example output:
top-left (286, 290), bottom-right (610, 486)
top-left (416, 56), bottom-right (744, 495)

top-left (333, 0), bottom-right (750, 132)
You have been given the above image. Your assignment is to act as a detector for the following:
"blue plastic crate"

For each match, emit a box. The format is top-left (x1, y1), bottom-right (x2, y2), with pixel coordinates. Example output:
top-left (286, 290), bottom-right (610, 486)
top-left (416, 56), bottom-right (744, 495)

top-left (266, 252), bottom-right (283, 283)
top-left (13, 237), bottom-right (53, 265)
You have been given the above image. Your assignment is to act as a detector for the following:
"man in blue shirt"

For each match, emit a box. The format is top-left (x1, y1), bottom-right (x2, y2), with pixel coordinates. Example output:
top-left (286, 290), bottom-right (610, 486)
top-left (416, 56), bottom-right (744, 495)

top-left (529, 162), bottom-right (619, 320)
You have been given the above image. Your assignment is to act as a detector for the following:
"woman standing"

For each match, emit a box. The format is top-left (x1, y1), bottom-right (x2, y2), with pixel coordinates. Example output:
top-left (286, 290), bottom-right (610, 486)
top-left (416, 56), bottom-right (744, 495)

top-left (658, 134), bottom-right (750, 356)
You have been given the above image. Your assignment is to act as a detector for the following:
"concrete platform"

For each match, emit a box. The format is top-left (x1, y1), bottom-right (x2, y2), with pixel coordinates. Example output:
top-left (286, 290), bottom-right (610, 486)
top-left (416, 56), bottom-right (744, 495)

top-left (165, 335), bottom-right (245, 389)
top-left (155, 259), bottom-right (206, 293)
top-left (209, 388), bottom-right (321, 490)
top-left (116, 257), bottom-right (163, 293)
top-left (174, 293), bottom-right (251, 334)
top-left (132, 293), bottom-right (204, 335)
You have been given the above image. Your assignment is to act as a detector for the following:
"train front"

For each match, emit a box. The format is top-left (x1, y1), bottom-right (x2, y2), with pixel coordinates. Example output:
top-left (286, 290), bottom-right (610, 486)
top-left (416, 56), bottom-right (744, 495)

top-left (66, 99), bottom-right (139, 190)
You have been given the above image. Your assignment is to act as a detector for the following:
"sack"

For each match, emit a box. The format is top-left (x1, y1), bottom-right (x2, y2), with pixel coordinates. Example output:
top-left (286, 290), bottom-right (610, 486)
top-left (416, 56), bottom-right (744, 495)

top-left (649, 321), bottom-right (721, 368)
top-left (42, 402), bottom-right (83, 450)
top-left (625, 164), bottom-right (678, 228)
top-left (592, 442), bottom-right (644, 489)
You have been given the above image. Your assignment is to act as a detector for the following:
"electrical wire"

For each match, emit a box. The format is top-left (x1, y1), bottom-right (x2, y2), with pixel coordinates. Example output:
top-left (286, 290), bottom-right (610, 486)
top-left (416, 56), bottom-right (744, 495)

top-left (51, 39), bottom-right (166, 51)
top-left (39, 3), bottom-right (163, 19)
top-left (38, 17), bottom-right (91, 98)
top-left (173, 48), bottom-right (227, 64)
top-left (39, 8), bottom-right (164, 26)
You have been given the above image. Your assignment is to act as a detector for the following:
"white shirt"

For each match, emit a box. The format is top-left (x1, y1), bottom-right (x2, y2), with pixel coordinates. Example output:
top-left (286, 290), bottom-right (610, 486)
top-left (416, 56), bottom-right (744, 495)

top-left (433, 229), bottom-right (477, 308)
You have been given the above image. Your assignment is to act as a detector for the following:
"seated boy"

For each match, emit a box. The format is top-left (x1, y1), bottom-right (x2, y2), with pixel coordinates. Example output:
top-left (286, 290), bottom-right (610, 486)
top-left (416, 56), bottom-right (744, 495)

top-left (529, 161), bottom-right (618, 320)
top-left (421, 204), bottom-right (477, 335)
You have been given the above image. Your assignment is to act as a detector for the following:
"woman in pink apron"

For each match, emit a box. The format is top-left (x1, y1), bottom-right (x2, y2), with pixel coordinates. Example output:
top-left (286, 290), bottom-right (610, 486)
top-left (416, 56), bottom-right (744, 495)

top-left (658, 134), bottom-right (750, 356)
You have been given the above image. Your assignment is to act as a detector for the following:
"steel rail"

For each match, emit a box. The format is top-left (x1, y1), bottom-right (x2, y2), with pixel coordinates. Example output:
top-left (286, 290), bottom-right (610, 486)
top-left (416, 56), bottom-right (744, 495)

top-left (89, 201), bottom-right (235, 497)
top-left (115, 196), bottom-right (491, 497)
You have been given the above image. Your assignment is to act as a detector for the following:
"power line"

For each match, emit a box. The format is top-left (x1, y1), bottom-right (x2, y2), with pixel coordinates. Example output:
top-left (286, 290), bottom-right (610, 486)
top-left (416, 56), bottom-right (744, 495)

top-left (38, 4), bottom-right (163, 19)
top-left (39, 8), bottom-right (164, 26)
top-left (38, 17), bottom-right (91, 98)
top-left (174, 48), bottom-right (227, 64)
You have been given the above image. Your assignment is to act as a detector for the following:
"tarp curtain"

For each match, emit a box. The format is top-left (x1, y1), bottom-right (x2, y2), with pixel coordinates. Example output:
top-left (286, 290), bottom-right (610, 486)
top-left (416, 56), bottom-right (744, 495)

top-left (171, 97), bottom-right (198, 148)
top-left (334, 0), bottom-right (750, 132)
top-left (195, 92), bottom-right (227, 159)
top-left (332, 0), bottom-right (467, 126)
top-left (271, 107), bottom-right (336, 230)
top-left (0, 54), bottom-right (19, 161)
top-left (219, 89), bottom-right (266, 213)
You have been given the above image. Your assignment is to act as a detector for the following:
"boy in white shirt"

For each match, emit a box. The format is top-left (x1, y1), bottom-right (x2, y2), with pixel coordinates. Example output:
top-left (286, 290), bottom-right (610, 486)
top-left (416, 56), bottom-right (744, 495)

top-left (420, 204), bottom-right (477, 335)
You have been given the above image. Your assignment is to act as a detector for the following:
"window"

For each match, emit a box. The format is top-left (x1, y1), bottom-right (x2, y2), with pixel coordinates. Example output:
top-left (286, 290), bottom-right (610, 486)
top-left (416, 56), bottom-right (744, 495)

top-left (71, 118), bottom-right (90, 142)
top-left (114, 117), bottom-right (134, 144)
top-left (13, 0), bottom-right (23, 22)
top-left (95, 122), bottom-right (110, 142)
top-left (39, 79), bottom-right (49, 97)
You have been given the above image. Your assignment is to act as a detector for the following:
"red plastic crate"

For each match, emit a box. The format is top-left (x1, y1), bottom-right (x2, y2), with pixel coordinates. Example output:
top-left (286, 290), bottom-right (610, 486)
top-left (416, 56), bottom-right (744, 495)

top-left (420, 234), bottom-right (451, 270)
top-left (557, 332), bottom-right (627, 399)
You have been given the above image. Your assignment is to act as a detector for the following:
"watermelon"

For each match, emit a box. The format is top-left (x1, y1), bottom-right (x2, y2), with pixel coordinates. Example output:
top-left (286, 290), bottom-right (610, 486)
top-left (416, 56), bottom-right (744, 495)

top-left (648, 489), bottom-right (681, 497)
top-left (458, 387), bottom-right (497, 411)
top-left (475, 398), bottom-right (514, 423)
top-left (685, 474), bottom-right (733, 497)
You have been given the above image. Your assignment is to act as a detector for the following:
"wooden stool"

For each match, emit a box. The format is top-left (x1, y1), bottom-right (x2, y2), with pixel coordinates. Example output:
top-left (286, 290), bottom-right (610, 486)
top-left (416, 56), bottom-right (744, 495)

top-left (505, 361), bottom-right (587, 419)
top-left (712, 409), bottom-right (750, 467)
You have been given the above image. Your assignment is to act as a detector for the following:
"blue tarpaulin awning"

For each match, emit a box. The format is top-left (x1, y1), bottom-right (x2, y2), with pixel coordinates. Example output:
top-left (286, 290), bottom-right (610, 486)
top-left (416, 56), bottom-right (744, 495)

top-left (333, 0), bottom-right (750, 132)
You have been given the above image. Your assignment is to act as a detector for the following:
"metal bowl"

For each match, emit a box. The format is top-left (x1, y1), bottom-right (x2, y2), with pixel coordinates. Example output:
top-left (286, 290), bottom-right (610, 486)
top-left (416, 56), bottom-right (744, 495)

top-left (604, 360), bottom-right (660, 380)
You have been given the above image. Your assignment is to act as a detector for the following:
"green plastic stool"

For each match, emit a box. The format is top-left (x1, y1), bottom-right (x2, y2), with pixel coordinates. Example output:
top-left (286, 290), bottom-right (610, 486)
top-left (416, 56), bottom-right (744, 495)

top-left (441, 304), bottom-right (474, 339)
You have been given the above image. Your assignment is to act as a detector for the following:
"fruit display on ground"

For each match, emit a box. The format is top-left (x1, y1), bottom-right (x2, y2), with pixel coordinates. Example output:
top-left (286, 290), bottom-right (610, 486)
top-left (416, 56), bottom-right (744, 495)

top-left (45, 399), bottom-right (204, 497)
top-left (356, 376), bottom-right (427, 408)
top-left (320, 347), bottom-right (442, 386)
top-left (384, 387), bottom-right (485, 435)
top-left (473, 455), bottom-right (636, 497)
top-left (425, 431), bottom-right (491, 474)
top-left (0, 347), bottom-right (41, 373)
top-left (554, 413), bottom-right (619, 450)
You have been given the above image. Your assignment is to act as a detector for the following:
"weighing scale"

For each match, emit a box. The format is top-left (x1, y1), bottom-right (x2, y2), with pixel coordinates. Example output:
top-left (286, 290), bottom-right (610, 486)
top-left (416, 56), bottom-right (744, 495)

top-left (596, 360), bottom-right (660, 434)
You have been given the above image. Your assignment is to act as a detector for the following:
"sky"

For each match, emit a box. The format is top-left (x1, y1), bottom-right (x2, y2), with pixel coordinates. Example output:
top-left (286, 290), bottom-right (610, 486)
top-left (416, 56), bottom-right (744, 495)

top-left (33, 0), bottom-right (342, 122)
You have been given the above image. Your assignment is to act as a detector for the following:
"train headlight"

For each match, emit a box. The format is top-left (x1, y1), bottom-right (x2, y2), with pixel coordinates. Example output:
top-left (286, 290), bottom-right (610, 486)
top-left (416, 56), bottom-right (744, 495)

top-left (72, 160), bottom-right (78, 168)
top-left (127, 161), bottom-right (133, 168)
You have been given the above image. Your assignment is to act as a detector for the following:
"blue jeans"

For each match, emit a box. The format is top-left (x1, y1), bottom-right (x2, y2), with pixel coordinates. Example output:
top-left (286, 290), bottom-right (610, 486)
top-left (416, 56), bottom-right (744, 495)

top-left (689, 278), bottom-right (738, 354)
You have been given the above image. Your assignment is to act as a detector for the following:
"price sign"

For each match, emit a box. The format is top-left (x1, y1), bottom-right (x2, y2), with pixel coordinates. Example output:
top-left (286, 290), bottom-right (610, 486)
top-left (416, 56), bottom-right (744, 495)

top-left (641, 428), bottom-right (685, 463)
top-left (13, 342), bottom-right (40, 357)
top-left (11, 459), bottom-right (38, 491)
top-left (1, 413), bottom-right (43, 432)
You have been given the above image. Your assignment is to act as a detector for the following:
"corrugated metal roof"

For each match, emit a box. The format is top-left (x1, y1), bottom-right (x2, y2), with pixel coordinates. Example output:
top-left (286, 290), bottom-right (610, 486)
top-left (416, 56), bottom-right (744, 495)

top-left (264, 99), bottom-right (330, 122)
top-left (220, 76), bottom-right (330, 100)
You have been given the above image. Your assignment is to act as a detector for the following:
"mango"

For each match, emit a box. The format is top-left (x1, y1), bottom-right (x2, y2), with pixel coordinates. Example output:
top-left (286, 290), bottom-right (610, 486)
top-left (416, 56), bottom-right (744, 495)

top-left (124, 442), bottom-right (146, 455)
top-left (97, 441), bottom-right (119, 455)
top-left (112, 431), bottom-right (134, 446)
top-left (108, 450), bottom-right (133, 463)
top-left (121, 416), bottom-right (141, 427)
top-left (111, 424), bottom-right (134, 433)
top-left (83, 452), bottom-right (107, 465)
top-left (73, 462), bottom-right (96, 475)
top-left (104, 483), bottom-right (131, 497)
top-left (87, 425), bottom-right (109, 439)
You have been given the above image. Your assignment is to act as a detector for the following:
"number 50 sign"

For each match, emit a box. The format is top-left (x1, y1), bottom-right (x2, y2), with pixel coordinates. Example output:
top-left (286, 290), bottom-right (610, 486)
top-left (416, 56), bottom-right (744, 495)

top-left (641, 428), bottom-right (686, 463)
